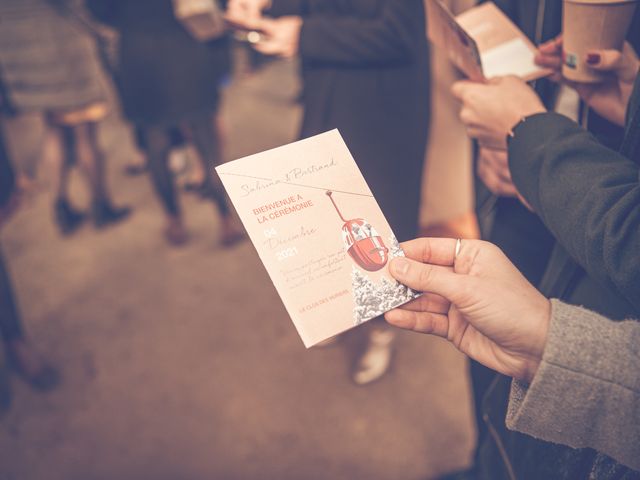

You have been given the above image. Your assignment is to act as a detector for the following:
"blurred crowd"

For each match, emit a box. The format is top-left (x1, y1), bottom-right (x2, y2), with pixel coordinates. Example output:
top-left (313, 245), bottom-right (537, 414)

top-left (0, 0), bottom-right (639, 479)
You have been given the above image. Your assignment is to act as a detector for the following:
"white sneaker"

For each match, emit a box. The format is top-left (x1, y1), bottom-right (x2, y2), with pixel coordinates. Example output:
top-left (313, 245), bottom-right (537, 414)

top-left (352, 328), bottom-right (395, 385)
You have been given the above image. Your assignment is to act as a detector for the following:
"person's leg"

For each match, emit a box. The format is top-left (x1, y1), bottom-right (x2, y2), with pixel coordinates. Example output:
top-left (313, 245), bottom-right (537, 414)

top-left (186, 114), bottom-right (229, 214)
top-left (187, 114), bottom-right (244, 246)
top-left (0, 246), bottom-right (59, 392)
top-left (71, 122), bottom-right (131, 227)
top-left (49, 125), bottom-right (86, 235)
top-left (123, 125), bottom-right (148, 176)
top-left (143, 126), bottom-right (188, 245)
top-left (171, 124), bottom-right (203, 191)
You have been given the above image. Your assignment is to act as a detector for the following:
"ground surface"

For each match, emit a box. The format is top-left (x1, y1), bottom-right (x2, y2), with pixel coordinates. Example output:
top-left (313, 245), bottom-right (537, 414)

top-left (0, 58), bottom-right (474, 480)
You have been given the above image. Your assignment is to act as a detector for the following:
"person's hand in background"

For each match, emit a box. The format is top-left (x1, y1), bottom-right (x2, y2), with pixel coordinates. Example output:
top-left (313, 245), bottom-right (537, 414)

top-left (384, 238), bottom-right (551, 383)
top-left (536, 37), bottom-right (639, 126)
top-left (225, 0), bottom-right (271, 30)
top-left (451, 76), bottom-right (546, 149)
top-left (477, 147), bottom-right (518, 197)
top-left (253, 16), bottom-right (302, 58)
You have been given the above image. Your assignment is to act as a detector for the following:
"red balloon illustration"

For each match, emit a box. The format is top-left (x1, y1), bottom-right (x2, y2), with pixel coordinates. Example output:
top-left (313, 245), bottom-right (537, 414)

top-left (326, 191), bottom-right (388, 272)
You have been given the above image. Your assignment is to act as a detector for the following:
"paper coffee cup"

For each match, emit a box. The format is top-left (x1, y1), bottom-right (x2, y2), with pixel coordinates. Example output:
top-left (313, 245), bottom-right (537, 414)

top-left (562, 0), bottom-right (637, 83)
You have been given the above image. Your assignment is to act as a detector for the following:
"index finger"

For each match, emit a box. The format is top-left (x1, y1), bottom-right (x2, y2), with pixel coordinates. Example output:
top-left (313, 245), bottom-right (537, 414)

top-left (538, 35), bottom-right (562, 54)
top-left (399, 237), bottom-right (457, 267)
top-left (451, 80), bottom-right (474, 101)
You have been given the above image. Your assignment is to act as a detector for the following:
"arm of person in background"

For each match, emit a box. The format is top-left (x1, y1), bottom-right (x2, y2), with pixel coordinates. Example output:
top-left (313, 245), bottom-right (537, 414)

top-left (225, 0), bottom-right (310, 30)
top-left (508, 41), bottom-right (640, 309)
top-left (252, 0), bottom-right (424, 65)
top-left (85, 0), bottom-right (121, 28)
top-left (452, 46), bottom-right (640, 309)
top-left (383, 237), bottom-right (640, 471)
top-left (508, 108), bottom-right (640, 311)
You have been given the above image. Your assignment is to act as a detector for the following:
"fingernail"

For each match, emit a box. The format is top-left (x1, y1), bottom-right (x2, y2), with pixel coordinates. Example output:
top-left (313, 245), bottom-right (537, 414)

top-left (392, 258), bottom-right (409, 276)
top-left (586, 53), bottom-right (600, 65)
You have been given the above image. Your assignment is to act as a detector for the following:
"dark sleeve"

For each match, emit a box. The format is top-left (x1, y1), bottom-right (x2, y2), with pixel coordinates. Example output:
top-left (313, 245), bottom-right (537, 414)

top-left (296, 0), bottom-right (425, 66)
top-left (508, 112), bottom-right (640, 311)
top-left (85, 0), bottom-right (119, 27)
top-left (267, 0), bottom-right (308, 17)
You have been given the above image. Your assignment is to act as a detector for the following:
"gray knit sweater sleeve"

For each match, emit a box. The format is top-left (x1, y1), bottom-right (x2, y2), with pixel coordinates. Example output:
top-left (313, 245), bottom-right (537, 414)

top-left (506, 299), bottom-right (640, 471)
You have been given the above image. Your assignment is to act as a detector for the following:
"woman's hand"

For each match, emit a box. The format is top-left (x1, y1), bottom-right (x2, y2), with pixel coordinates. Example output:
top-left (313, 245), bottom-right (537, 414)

top-left (451, 76), bottom-right (546, 149)
top-left (225, 0), bottom-right (271, 30)
top-left (477, 147), bottom-right (518, 198)
top-left (253, 16), bottom-right (302, 58)
top-left (536, 37), bottom-right (640, 126)
top-left (384, 238), bottom-right (551, 383)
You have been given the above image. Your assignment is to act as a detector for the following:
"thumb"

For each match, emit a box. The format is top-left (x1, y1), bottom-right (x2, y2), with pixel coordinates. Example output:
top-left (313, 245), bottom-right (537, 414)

top-left (389, 257), bottom-right (464, 303)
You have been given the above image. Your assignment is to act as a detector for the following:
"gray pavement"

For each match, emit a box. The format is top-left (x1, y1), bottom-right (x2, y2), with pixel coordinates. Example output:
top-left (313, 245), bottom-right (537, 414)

top-left (0, 58), bottom-right (474, 480)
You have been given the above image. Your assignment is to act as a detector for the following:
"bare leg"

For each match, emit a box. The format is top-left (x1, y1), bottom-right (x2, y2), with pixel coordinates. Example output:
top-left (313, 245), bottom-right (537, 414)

top-left (72, 122), bottom-right (106, 202)
top-left (43, 127), bottom-right (72, 200)
top-left (123, 125), bottom-right (148, 176)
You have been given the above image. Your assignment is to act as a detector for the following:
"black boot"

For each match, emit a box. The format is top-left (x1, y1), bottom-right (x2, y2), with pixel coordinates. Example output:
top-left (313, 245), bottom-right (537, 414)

top-left (54, 198), bottom-right (86, 235)
top-left (92, 200), bottom-right (132, 229)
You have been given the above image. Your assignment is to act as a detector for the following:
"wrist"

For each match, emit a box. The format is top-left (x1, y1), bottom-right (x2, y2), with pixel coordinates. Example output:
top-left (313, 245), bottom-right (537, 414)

top-left (522, 297), bottom-right (551, 383)
top-left (507, 105), bottom-right (546, 137)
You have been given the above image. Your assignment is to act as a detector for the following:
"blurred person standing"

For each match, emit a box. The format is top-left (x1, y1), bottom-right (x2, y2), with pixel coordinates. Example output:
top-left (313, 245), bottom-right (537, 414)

top-left (449, 2), bottom-right (563, 479)
top-left (451, 29), bottom-right (640, 480)
top-left (439, 2), bottom-right (640, 480)
top-left (0, 127), bottom-right (60, 416)
top-left (227, 0), bottom-right (430, 384)
top-left (0, 0), bottom-right (131, 235)
top-left (87, 0), bottom-right (245, 247)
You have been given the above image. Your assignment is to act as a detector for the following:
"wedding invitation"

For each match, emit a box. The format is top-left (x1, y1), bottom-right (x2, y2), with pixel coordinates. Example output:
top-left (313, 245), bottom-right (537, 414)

top-left (216, 130), bottom-right (419, 347)
top-left (425, 0), bottom-right (551, 81)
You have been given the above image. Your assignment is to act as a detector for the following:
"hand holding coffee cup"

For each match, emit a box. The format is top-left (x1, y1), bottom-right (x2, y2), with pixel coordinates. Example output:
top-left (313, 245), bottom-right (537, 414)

top-left (536, 37), bottom-right (639, 125)
top-left (561, 0), bottom-right (637, 83)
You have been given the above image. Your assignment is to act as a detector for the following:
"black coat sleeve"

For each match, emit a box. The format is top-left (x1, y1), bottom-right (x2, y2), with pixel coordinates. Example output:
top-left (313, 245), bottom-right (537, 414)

top-left (508, 112), bottom-right (640, 311)
top-left (85, 0), bottom-right (120, 27)
top-left (268, 0), bottom-right (308, 16)
top-left (295, 0), bottom-right (424, 66)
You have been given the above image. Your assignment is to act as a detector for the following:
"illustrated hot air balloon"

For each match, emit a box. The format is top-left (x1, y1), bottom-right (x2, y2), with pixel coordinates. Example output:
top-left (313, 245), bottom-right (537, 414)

top-left (326, 190), bottom-right (388, 272)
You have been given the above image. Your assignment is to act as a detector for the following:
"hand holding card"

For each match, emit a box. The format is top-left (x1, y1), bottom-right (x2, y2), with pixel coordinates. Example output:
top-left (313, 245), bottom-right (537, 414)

top-left (425, 0), bottom-right (551, 82)
top-left (216, 130), bottom-right (419, 347)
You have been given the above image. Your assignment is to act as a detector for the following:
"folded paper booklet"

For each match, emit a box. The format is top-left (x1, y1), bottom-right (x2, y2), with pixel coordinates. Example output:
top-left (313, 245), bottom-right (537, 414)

top-left (425, 0), bottom-right (551, 81)
top-left (216, 130), bottom-right (419, 347)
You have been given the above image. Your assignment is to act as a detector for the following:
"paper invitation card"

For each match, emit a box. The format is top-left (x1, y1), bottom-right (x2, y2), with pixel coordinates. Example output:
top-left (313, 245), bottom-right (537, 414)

top-left (426, 0), bottom-right (551, 81)
top-left (216, 130), bottom-right (419, 347)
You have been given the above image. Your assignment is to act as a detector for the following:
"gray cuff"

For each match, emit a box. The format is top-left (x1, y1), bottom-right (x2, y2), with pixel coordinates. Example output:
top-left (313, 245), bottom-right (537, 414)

top-left (506, 299), bottom-right (640, 470)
